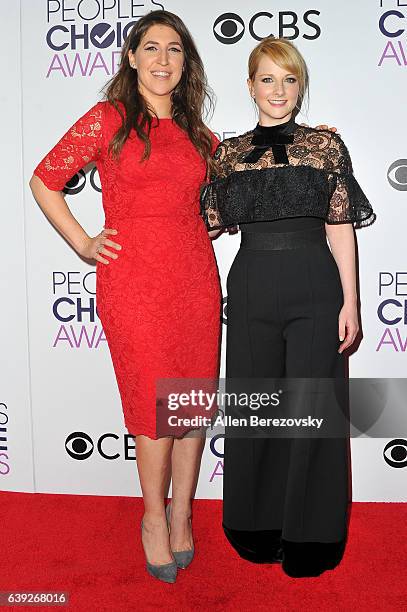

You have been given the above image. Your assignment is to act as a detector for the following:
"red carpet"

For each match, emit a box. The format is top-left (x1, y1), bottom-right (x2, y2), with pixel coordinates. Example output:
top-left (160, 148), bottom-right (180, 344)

top-left (0, 492), bottom-right (405, 611)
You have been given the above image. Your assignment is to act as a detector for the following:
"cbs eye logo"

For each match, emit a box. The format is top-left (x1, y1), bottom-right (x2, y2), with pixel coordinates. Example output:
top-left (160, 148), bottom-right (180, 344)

top-left (214, 13), bottom-right (245, 44)
top-left (63, 166), bottom-right (101, 195)
top-left (387, 159), bottom-right (407, 191)
top-left (65, 431), bottom-right (94, 460)
top-left (222, 296), bottom-right (228, 325)
top-left (213, 11), bottom-right (320, 45)
top-left (383, 439), bottom-right (407, 468)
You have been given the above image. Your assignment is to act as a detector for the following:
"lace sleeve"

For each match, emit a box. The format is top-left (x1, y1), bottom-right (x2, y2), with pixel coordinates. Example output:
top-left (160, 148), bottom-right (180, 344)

top-left (326, 133), bottom-right (376, 228)
top-left (200, 140), bottom-right (231, 229)
top-left (33, 102), bottom-right (104, 191)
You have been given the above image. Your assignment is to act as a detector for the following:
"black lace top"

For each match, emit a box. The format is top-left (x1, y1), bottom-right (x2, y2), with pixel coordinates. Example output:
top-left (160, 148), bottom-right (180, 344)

top-left (200, 117), bottom-right (375, 231)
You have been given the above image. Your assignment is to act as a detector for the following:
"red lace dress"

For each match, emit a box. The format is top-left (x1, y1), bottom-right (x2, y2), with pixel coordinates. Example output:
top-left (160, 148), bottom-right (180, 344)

top-left (34, 101), bottom-right (221, 439)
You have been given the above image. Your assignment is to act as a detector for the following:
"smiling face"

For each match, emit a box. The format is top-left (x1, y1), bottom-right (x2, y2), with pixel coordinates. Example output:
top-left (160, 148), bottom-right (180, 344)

top-left (248, 54), bottom-right (300, 126)
top-left (128, 24), bottom-right (184, 115)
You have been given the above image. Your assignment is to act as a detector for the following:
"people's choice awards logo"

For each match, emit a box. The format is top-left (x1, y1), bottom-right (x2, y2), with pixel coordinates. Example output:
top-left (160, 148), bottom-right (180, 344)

top-left (208, 433), bottom-right (224, 482)
top-left (213, 10), bottom-right (321, 44)
top-left (387, 160), bottom-right (407, 191)
top-left (377, 272), bottom-right (407, 352)
top-left (45, 0), bottom-right (165, 78)
top-left (52, 271), bottom-right (107, 349)
top-left (0, 403), bottom-right (10, 476)
top-left (378, 1), bottom-right (407, 66)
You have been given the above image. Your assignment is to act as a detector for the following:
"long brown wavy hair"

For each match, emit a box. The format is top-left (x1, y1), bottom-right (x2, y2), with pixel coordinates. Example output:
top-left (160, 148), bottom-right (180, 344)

top-left (103, 10), bottom-right (215, 173)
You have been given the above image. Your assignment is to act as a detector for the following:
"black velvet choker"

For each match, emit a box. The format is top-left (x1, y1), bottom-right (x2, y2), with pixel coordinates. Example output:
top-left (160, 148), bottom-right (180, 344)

top-left (244, 117), bottom-right (297, 164)
top-left (251, 116), bottom-right (297, 146)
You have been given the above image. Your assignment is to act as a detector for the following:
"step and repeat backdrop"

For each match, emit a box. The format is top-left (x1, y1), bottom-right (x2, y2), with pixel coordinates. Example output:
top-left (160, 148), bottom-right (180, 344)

top-left (1, 0), bottom-right (407, 499)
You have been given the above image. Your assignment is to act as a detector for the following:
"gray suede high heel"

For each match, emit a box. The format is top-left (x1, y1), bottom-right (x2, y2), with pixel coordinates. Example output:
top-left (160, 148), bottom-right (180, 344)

top-left (165, 502), bottom-right (195, 569)
top-left (140, 520), bottom-right (177, 583)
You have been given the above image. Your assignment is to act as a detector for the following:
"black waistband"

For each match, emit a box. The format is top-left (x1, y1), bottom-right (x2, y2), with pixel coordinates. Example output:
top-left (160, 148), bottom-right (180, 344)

top-left (240, 226), bottom-right (326, 250)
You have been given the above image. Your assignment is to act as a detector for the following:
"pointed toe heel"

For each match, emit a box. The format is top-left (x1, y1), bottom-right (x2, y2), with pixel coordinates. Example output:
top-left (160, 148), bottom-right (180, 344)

top-left (172, 547), bottom-right (195, 569)
top-left (166, 502), bottom-right (195, 569)
top-left (145, 559), bottom-right (177, 583)
top-left (141, 520), bottom-right (177, 583)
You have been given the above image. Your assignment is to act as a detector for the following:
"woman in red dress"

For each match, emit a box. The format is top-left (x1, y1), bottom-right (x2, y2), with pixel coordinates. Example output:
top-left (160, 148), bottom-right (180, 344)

top-left (30, 11), bottom-right (221, 583)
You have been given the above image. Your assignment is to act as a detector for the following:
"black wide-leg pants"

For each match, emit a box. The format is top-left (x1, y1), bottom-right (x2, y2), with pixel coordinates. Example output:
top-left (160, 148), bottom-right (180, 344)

top-left (223, 222), bottom-right (351, 578)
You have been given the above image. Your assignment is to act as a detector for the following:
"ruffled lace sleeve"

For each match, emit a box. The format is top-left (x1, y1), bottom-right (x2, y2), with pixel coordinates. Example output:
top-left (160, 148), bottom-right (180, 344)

top-left (200, 140), bottom-right (230, 229)
top-left (33, 102), bottom-right (104, 191)
top-left (326, 133), bottom-right (376, 228)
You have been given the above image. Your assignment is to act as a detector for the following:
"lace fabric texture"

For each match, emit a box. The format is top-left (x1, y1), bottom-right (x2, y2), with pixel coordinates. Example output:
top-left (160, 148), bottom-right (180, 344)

top-left (200, 125), bottom-right (375, 230)
top-left (33, 103), bottom-right (103, 190)
top-left (33, 101), bottom-right (221, 439)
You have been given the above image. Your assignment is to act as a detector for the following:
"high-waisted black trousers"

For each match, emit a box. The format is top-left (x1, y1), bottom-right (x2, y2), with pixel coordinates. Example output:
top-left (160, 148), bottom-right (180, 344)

top-left (223, 220), bottom-right (351, 578)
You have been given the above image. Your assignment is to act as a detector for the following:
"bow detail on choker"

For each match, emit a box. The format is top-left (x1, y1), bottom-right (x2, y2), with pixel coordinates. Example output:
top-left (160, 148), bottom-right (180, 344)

top-left (243, 117), bottom-right (297, 164)
top-left (251, 117), bottom-right (296, 147)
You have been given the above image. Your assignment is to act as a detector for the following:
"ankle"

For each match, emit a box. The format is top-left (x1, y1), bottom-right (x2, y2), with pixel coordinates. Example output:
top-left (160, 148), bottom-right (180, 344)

top-left (169, 501), bottom-right (192, 517)
top-left (142, 512), bottom-right (167, 528)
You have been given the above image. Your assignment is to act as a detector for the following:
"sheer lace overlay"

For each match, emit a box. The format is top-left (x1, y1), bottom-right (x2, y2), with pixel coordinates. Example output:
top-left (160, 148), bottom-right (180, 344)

top-left (200, 124), bottom-right (375, 230)
top-left (34, 103), bottom-right (104, 191)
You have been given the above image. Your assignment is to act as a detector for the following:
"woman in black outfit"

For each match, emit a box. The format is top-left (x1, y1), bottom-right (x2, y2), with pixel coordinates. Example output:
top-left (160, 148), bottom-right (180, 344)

top-left (201, 38), bottom-right (375, 578)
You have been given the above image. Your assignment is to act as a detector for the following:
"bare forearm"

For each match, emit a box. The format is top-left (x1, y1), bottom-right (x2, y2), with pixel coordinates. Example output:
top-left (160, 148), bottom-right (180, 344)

top-left (29, 174), bottom-right (89, 253)
top-left (325, 222), bottom-right (357, 304)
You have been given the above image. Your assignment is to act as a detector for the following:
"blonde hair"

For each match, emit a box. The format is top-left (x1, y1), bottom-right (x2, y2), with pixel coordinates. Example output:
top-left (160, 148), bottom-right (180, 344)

top-left (248, 37), bottom-right (309, 113)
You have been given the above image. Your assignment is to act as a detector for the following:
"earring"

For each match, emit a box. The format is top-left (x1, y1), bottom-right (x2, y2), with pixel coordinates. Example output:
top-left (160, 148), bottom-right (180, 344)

top-left (130, 62), bottom-right (137, 70)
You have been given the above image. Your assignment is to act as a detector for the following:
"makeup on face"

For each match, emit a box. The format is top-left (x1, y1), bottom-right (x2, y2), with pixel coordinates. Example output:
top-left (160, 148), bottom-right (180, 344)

top-left (129, 24), bottom-right (185, 113)
top-left (249, 55), bottom-right (300, 126)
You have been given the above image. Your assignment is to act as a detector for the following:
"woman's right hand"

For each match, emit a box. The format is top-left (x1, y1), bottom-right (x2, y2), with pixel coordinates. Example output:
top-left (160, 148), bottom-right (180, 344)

top-left (209, 229), bottom-right (223, 239)
top-left (209, 225), bottom-right (240, 240)
top-left (79, 228), bottom-right (122, 264)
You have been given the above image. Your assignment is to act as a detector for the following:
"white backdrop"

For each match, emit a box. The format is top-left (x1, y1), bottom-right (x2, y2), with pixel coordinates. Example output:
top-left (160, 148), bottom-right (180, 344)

top-left (1, 0), bottom-right (407, 500)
